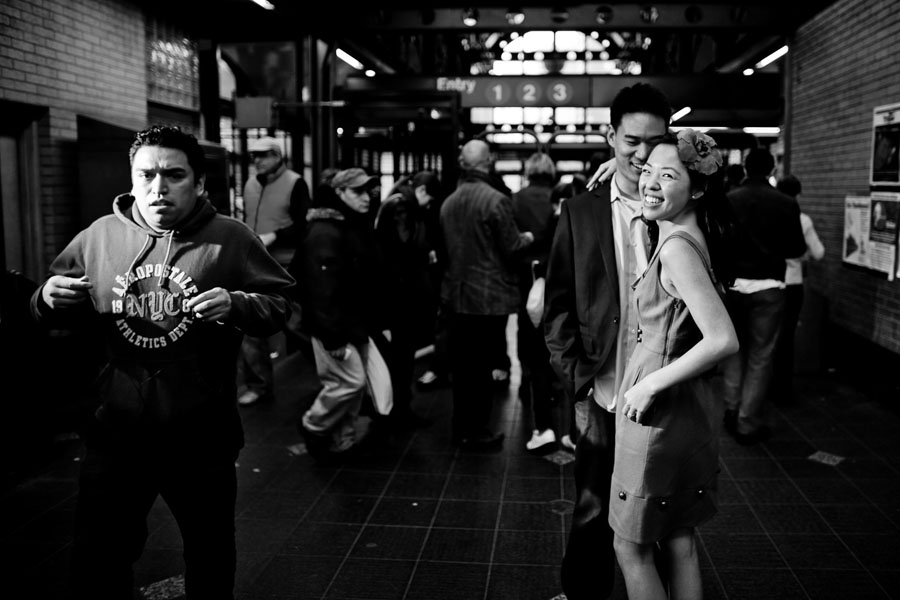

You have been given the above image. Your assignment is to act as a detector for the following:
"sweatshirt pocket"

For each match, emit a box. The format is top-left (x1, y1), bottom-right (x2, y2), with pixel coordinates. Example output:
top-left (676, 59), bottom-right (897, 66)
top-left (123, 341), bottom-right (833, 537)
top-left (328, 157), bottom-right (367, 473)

top-left (93, 359), bottom-right (217, 426)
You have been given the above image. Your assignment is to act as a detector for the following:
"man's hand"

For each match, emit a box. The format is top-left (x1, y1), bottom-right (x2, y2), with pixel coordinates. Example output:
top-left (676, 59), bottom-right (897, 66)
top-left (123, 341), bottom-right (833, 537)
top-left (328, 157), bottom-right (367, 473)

top-left (41, 275), bottom-right (93, 309)
top-left (587, 158), bottom-right (617, 190)
top-left (329, 345), bottom-right (352, 360)
top-left (186, 287), bottom-right (232, 322)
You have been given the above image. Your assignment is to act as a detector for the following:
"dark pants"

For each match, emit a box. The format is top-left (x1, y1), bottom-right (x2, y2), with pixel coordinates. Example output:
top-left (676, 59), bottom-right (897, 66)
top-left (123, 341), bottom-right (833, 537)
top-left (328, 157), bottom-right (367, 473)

top-left (561, 398), bottom-right (617, 600)
top-left (722, 287), bottom-right (787, 435)
top-left (70, 434), bottom-right (238, 600)
top-left (385, 313), bottom-right (417, 415)
top-left (448, 313), bottom-right (508, 440)
top-left (517, 308), bottom-right (558, 432)
top-left (773, 284), bottom-right (804, 403)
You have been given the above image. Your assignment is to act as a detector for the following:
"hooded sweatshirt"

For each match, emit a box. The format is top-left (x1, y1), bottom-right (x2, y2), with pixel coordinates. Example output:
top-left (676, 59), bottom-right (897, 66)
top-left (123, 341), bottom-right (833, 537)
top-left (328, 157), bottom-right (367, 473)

top-left (31, 194), bottom-right (295, 450)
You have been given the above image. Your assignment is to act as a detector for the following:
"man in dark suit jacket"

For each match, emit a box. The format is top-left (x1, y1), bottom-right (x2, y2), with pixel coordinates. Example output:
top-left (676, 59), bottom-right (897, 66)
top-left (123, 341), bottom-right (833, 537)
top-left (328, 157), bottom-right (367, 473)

top-left (544, 82), bottom-right (671, 600)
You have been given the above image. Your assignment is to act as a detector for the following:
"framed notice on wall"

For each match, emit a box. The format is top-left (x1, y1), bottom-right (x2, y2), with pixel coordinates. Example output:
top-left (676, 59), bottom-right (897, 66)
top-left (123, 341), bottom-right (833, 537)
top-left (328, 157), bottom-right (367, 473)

top-left (843, 194), bottom-right (898, 280)
top-left (871, 102), bottom-right (900, 186)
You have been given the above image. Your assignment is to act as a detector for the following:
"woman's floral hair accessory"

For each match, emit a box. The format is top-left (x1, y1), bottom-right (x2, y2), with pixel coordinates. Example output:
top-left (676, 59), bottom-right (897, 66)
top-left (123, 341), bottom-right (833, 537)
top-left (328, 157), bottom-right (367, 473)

top-left (676, 129), bottom-right (723, 176)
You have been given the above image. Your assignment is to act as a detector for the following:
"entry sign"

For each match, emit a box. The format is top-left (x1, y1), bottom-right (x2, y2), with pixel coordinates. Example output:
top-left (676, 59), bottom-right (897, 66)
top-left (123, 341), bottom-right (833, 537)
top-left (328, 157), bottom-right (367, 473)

top-left (437, 77), bottom-right (590, 107)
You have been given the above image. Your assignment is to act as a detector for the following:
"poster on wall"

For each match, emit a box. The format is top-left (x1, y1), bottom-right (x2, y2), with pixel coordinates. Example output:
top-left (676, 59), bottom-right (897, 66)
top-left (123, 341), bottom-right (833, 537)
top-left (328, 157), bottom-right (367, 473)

top-left (843, 195), bottom-right (897, 280)
top-left (871, 102), bottom-right (900, 186)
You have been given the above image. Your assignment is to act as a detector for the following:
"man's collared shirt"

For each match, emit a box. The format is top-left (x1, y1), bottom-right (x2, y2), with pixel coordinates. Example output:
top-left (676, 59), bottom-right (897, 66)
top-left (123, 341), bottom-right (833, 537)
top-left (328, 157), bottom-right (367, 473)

top-left (592, 176), bottom-right (650, 412)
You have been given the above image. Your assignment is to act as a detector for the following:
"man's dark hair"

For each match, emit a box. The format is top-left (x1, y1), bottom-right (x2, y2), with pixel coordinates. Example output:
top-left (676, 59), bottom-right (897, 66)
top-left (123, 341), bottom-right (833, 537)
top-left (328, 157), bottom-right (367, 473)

top-left (610, 82), bottom-right (672, 131)
top-left (743, 148), bottom-right (775, 179)
top-left (129, 125), bottom-right (206, 179)
top-left (776, 174), bottom-right (802, 197)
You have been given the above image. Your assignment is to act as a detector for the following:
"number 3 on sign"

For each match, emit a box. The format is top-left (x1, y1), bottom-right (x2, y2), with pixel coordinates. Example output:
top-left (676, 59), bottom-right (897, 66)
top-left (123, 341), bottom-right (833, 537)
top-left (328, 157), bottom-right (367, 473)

top-left (547, 81), bottom-right (573, 104)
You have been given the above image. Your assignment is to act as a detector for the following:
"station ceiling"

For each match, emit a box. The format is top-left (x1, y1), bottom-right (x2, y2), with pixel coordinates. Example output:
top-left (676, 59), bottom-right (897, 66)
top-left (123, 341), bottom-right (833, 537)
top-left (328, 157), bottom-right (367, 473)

top-left (142, 1), bottom-right (840, 131)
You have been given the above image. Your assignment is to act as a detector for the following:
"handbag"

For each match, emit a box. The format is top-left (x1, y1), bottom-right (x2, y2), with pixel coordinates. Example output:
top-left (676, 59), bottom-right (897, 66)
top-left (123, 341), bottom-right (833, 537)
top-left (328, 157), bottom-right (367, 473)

top-left (526, 276), bottom-right (546, 328)
top-left (364, 337), bottom-right (393, 415)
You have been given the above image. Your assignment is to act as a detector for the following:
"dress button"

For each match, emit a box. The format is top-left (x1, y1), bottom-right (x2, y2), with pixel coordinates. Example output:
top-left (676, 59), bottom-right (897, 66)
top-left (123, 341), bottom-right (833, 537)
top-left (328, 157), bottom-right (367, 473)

top-left (618, 491), bottom-right (626, 500)
top-left (697, 488), bottom-right (705, 496)
top-left (659, 499), bottom-right (668, 509)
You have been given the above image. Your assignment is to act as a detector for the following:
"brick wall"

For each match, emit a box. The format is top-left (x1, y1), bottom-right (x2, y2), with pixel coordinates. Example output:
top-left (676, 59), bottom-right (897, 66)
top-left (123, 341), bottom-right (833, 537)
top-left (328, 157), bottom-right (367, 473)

top-left (0, 0), bottom-right (147, 266)
top-left (791, 0), bottom-right (900, 356)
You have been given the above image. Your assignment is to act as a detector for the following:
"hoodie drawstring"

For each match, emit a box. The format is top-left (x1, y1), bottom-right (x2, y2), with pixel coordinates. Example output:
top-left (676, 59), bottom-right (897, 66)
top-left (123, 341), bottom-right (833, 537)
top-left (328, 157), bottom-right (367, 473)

top-left (158, 231), bottom-right (175, 287)
top-left (125, 234), bottom-right (152, 292)
top-left (123, 230), bottom-right (175, 291)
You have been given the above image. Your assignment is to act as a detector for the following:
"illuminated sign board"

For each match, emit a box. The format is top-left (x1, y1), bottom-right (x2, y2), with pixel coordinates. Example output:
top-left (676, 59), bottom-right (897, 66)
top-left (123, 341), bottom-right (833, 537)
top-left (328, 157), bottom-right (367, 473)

top-left (437, 76), bottom-right (590, 107)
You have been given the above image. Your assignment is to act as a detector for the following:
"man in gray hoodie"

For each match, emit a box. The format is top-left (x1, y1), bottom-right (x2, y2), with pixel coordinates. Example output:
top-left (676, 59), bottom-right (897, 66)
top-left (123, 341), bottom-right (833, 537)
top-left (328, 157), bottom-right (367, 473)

top-left (31, 125), bottom-right (294, 600)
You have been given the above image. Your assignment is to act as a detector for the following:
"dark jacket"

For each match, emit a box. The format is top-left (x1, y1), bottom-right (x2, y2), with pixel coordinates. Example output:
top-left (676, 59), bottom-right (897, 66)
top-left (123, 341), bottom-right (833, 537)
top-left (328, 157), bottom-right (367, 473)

top-left (727, 178), bottom-right (807, 281)
top-left (294, 197), bottom-right (388, 351)
top-left (512, 180), bottom-right (558, 290)
top-left (375, 188), bottom-right (437, 325)
top-left (30, 194), bottom-right (295, 449)
top-left (543, 181), bottom-right (620, 401)
top-left (439, 169), bottom-right (532, 315)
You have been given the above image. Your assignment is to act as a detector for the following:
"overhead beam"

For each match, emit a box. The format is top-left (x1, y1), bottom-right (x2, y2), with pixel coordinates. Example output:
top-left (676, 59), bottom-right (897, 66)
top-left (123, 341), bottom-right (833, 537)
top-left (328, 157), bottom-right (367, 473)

top-left (318, 4), bottom-right (796, 33)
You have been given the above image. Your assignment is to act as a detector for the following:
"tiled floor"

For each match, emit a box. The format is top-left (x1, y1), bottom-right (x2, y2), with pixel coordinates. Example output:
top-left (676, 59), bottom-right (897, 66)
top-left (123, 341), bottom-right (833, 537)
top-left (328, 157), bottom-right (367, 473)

top-left (3, 322), bottom-right (900, 600)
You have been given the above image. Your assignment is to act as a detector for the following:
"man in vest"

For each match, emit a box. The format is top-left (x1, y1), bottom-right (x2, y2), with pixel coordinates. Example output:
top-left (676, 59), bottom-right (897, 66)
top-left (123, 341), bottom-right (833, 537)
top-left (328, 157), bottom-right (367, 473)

top-left (237, 136), bottom-right (311, 406)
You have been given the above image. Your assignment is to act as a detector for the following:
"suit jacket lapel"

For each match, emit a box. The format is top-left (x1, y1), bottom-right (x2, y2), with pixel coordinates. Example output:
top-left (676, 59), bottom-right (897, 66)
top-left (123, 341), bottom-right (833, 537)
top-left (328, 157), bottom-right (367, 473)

top-left (591, 181), bottom-right (620, 300)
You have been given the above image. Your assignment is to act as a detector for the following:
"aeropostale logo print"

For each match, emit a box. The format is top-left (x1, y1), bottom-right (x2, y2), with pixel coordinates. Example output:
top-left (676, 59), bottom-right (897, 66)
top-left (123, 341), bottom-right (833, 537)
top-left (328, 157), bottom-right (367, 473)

top-left (109, 262), bottom-right (200, 349)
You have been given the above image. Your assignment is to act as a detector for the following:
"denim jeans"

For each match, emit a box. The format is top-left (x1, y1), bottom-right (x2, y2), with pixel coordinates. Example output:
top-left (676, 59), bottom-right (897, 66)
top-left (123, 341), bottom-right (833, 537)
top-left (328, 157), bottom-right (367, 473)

top-left (721, 287), bottom-right (787, 435)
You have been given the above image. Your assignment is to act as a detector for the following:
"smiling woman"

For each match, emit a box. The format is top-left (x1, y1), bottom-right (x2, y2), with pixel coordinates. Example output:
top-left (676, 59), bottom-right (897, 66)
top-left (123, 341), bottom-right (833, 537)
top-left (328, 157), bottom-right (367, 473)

top-left (610, 127), bottom-right (738, 600)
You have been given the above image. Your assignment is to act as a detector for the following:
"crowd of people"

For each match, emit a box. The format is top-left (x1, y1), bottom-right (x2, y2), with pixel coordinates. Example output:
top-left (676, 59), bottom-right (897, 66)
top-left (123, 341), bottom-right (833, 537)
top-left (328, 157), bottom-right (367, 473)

top-left (26, 78), bottom-right (824, 597)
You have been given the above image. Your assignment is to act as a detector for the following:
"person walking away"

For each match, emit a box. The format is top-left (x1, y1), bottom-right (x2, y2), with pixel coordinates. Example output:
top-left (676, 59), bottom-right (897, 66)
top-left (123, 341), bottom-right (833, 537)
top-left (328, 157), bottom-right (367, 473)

top-left (772, 174), bottom-right (825, 404)
top-left (237, 136), bottom-right (311, 406)
top-left (609, 129), bottom-right (739, 600)
top-left (721, 148), bottom-right (807, 445)
top-left (543, 82), bottom-right (672, 600)
top-left (441, 138), bottom-right (534, 450)
top-left (30, 125), bottom-right (294, 599)
top-left (511, 152), bottom-right (562, 452)
top-left (293, 167), bottom-right (392, 462)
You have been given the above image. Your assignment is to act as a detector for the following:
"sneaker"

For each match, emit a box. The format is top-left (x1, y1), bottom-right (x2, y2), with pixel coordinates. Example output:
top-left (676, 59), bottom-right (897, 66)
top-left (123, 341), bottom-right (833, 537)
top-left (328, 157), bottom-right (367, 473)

top-left (526, 428), bottom-right (556, 451)
top-left (491, 369), bottom-right (510, 383)
top-left (237, 390), bottom-right (271, 406)
top-left (560, 434), bottom-right (576, 452)
top-left (416, 370), bottom-right (448, 390)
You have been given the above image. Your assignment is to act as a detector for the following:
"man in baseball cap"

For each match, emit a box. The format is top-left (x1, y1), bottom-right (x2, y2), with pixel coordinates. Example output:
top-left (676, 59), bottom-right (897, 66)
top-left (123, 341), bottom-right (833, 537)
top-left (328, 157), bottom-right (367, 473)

top-left (331, 168), bottom-right (378, 191)
top-left (247, 136), bottom-right (284, 156)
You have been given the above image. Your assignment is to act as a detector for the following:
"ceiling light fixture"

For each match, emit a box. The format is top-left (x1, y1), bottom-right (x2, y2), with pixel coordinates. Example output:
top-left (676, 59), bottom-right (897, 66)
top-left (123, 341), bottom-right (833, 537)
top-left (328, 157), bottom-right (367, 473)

top-left (462, 8), bottom-right (479, 27)
top-left (671, 106), bottom-right (692, 122)
top-left (506, 8), bottom-right (525, 25)
top-left (336, 48), bottom-right (364, 70)
top-left (755, 45), bottom-right (788, 69)
top-left (248, 0), bottom-right (275, 9)
top-left (743, 126), bottom-right (781, 136)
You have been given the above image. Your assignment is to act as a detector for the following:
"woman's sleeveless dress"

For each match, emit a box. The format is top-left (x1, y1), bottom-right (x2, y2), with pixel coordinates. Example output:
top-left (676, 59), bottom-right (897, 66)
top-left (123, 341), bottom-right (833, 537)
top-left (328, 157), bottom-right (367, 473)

top-left (608, 231), bottom-right (723, 544)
